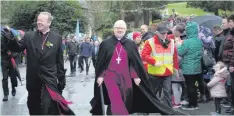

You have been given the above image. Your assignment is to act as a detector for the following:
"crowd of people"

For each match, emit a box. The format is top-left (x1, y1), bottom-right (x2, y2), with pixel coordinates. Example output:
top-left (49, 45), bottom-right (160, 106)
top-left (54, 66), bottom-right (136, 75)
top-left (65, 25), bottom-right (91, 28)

top-left (63, 35), bottom-right (99, 77)
top-left (1, 11), bottom-right (234, 115)
top-left (129, 14), bottom-right (234, 115)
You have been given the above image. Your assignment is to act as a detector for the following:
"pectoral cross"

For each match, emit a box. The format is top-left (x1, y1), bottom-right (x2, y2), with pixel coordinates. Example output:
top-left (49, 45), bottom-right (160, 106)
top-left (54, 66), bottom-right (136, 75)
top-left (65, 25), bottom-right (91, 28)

top-left (116, 57), bottom-right (121, 64)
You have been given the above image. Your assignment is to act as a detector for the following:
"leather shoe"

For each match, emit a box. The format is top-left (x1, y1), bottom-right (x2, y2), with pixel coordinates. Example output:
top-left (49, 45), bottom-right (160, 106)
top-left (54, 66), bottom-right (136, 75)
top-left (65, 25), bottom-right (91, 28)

top-left (226, 107), bottom-right (234, 114)
top-left (2, 96), bottom-right (8, 101)
top-left (12, 87), bottom-right (16, 97)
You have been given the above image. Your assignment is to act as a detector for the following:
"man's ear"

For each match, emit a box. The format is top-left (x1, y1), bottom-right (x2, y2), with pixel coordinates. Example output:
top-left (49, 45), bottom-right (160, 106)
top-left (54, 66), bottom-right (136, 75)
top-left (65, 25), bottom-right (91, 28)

top-left (48, 21), bottom-right (52, 26)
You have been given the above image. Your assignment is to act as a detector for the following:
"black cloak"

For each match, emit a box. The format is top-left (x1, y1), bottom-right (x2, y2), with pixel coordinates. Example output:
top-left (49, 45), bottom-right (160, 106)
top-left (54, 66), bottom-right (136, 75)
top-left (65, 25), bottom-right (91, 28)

top-left (90, 35), bottom-right (185, 115)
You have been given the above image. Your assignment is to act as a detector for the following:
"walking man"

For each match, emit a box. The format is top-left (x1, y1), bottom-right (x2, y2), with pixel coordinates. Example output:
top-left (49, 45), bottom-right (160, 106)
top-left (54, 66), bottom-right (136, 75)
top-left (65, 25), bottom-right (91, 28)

top-left (1, 12), bottom-right (74, 115)
top-left (67, 35), bottom-right (79, 76)
top-left (90, 20), bottom-right (183, 115)
top-left (141, 25), bottom-right (179, 107)
top-left (79, 37), bottom-right (92, 75)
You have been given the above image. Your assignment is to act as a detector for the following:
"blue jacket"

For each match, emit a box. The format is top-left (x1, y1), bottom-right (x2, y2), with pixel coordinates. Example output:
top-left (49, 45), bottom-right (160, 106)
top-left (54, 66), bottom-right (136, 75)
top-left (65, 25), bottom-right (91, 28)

top-left (80, 42), bottom-right (92, 57)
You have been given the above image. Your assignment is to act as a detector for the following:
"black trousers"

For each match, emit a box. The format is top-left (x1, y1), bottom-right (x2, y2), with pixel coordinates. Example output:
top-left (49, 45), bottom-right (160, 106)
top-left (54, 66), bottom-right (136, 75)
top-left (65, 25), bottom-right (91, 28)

top-left (79, 56), bottom-right (89, 72)
top-left (69, 55), bottom-right (77, 73)
top-left (214, 98), bottom-right (223, 114)
top-left (204, 78), bottom-right (211, 99)
top-left (183, 74), bottom-right (203, 106)
top-left (197, 74), bottom-right (206, 96)
top-left (78, 56), bottom-right (82, 68)
top-left (1, 61), bottom-right (17, 96)
top-left (92, 57), bottom-right (96, 68)
top-left (27, 83), bottom-right (60, 115)
top-left (27, 89), bottom-right (42, 115)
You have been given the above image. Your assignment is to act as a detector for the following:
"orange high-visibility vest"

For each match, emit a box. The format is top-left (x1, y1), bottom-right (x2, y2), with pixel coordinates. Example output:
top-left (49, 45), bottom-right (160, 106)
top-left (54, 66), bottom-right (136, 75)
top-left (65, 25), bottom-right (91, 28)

top-left (147, 38), bottom-right (175, 76)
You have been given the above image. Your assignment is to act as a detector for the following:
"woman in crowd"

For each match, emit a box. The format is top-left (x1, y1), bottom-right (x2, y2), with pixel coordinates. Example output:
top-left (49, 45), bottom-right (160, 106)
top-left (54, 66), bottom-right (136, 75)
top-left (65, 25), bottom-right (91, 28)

top-left (177, 22), bottom-right (203, 110)
top-left (171, 24), bottom-right (189, 108)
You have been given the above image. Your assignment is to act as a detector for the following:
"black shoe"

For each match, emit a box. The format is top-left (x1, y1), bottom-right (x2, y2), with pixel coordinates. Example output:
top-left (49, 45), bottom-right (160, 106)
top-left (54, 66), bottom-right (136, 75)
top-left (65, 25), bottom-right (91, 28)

top-left (225, 107), bottom-right (234, 113)
top-left (198, 95), bottom-right (207, 103)
top-left (86, 72), bottom-right (88, 75)
top-left (12, 87), bottom-right (16, 97)
top-left (181, 104), bottom-right (198, 110)
top-left (80, 69), bottom-right (83, 73)
top-left (2, 96), bottom-right (8, 101)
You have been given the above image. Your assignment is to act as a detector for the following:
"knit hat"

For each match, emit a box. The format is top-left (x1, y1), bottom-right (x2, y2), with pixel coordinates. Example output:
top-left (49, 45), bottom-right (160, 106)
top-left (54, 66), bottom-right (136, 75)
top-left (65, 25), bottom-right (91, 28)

top-left (132, 32), bottom-right (141, 40)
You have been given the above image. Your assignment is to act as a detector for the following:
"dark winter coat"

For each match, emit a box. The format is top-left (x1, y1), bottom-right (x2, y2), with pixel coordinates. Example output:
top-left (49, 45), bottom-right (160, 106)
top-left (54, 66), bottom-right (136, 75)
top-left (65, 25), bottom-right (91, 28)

top-left (7, 30), bottom-right (74, 115)
top-left (90, 35), bottom-right (184, 115)
top-left (222, 32), bottom-right (234, 68)
top-left (79, 42), bottom-right (92, 57)
top-left (142, 32), bottom-right (153, 41)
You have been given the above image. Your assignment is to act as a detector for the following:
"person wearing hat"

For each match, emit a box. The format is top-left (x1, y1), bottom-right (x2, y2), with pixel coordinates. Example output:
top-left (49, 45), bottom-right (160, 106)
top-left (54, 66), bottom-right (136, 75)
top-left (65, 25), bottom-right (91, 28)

top-left (132, 32), bottom-right (143, 52)
top-left (141, 24), bottom-right (179, 107)
top-left (132, 32), bottom-right (148, 70)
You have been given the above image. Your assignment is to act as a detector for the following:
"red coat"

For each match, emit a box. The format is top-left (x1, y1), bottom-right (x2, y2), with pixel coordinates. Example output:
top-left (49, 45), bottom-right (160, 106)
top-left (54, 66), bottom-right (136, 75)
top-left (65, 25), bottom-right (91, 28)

top-left (167, 34), bottom-right (175, 40)
top-left (141, 35), bottom-right (179, 76)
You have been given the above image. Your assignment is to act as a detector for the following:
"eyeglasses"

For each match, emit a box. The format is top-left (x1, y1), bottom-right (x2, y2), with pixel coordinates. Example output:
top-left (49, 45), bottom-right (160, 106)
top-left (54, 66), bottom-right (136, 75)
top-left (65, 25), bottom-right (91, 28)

top-left (114, 27), bottom-right (126, 30)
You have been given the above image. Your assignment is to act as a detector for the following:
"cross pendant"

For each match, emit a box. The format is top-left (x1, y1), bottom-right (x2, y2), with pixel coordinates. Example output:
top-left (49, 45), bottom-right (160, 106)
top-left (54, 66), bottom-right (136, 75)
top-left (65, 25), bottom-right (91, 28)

top-left (116, 57), bottom-right (121, 64)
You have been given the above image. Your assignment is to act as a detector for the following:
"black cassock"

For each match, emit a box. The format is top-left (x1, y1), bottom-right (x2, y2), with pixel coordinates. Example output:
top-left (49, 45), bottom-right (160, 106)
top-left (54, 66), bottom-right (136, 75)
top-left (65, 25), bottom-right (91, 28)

top-left (8, 30), bottom-right (74, 115)
top-left (90, 35), bottom-right (185, 115)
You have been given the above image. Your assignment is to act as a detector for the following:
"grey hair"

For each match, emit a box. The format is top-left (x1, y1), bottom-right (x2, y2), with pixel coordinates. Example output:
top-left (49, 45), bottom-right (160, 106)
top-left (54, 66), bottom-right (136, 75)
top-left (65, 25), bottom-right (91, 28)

top-left (39, 12), bottom-right (53, 22)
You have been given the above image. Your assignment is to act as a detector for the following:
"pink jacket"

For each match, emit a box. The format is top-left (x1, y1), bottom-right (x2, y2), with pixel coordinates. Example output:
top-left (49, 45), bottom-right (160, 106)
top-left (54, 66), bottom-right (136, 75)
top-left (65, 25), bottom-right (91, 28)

top-left (207, 66), bottom-right (230, 98)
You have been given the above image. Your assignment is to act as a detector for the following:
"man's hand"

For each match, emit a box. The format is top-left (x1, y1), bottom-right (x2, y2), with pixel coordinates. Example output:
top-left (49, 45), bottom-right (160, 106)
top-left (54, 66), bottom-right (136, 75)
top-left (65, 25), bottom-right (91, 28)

top-left (134, 78), bottom-right (141, 86)
top-left (229, 67), bottom-right (234, 72)
top-left (58, 80), bottom-right (66, 93)
top-left (97, 77), bottom-right (104, 86)
top-left (154, 61), bottom-right (163, 67)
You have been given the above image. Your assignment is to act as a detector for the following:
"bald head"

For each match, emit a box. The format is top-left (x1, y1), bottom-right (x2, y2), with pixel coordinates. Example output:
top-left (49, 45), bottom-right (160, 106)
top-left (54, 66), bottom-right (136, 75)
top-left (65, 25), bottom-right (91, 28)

top-left (141, 24), bottom-right (149, 34)
top-left (113, 20), bottom-right (127, 39)
top-left (113, 20), bottom-right (127, 29)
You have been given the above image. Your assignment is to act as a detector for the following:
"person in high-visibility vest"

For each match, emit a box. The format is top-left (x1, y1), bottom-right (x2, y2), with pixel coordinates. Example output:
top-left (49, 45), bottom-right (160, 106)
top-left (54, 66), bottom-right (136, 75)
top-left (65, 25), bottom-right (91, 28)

top-left (141, 25), bottom-right (179, 107)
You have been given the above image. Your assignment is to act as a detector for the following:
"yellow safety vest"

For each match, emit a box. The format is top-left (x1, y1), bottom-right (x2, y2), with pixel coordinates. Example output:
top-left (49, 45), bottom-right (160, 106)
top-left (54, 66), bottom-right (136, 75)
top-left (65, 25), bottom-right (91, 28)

top-left (147, 38), bottom-right (174, 76)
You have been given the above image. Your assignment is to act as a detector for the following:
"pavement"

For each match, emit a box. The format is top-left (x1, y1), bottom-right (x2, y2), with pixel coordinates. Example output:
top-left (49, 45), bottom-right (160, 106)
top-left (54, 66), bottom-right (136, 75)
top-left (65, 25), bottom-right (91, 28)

top-left (0, 61), bottom-right (231, 115)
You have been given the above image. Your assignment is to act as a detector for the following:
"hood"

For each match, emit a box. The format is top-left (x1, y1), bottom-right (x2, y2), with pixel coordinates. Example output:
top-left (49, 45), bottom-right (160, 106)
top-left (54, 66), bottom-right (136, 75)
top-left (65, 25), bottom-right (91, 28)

top-left (217, 67), bottom-right (230, 79)
top-left (213, 63), bottom-right (230, 79)
top-left (186, 21), bottom-right (198, 39)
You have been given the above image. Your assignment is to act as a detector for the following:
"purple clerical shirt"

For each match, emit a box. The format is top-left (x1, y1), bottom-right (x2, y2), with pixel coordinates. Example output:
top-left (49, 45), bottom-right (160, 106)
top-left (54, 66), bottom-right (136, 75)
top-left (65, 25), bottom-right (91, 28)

top-left (100, 42), bottom-right (138, 115)
top-left (100, 42), bottom-right (138, 78)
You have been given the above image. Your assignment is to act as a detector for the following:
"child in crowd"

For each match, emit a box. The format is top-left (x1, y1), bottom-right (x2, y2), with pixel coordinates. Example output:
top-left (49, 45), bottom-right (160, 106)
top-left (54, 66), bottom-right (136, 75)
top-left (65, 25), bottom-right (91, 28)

top-left (207, 62), bottom-right (230, 115)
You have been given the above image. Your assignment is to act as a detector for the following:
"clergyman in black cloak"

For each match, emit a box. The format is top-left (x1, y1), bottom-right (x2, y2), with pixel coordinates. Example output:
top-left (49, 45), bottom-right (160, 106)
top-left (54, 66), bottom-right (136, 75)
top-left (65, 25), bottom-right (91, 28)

top-left (1, 12), bottom-right (74, 115)
top-left (90, 20), bottom-right (185, 115)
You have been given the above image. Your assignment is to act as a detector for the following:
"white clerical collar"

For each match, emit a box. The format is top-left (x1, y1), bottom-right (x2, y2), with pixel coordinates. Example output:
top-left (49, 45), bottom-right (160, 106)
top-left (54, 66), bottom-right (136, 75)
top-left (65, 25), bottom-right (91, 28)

top-left (117, 38), bottom-right (121, 40)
